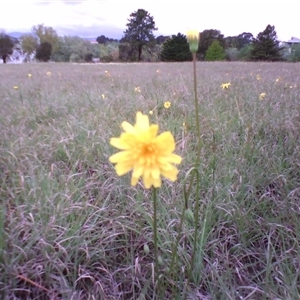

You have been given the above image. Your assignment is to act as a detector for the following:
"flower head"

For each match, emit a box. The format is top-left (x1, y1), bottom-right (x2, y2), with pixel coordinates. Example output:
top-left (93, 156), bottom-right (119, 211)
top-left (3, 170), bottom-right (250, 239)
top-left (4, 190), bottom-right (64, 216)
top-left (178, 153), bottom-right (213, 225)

top-left (164, 101), bottom-right (171, 109)
top-left (109, 112), bottom-right (182, 189)
top-left (256, 75), bottom-right (261, 81)
top-left (101, 94), bottom-right (105, 99)
top-left (221, 82), bottom-right (231, 89)
top-left (134, 86), bottom-right (141, 93)
top-left (149, 110), bottom-right (153, 115)
top-left (13, 86), bottom-right (18, 90)
top-left (28, 73), bottom-right (32, 78)
top-left (46, 71), bottom-right (51, 76)
top-left (186, 30), bottom-right (200, 53)
top-left (259, 92), bottom-right (266, 100)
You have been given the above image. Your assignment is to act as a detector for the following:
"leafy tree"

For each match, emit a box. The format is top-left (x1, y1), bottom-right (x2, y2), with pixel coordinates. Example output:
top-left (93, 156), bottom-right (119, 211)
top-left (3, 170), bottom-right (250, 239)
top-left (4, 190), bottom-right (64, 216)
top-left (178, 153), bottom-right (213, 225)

top-left (198, 29), bottom-right (225, 60)
top-left (237, 32), bottom-right (253, 49)
top-left (251, 25), bottom-right (283, 61)
top-left (156, 35), bottom-right (169, 45)
top-left (122, 9), bottom-right (157, 61)
top-left (205, 40), bottom-right (225, 61)
top-left (0, 33), bottom-right (15, 63)
top-left (96, 35), bottom-right (118, 44)
top-left (32, 24), bottom-right (59, 54)
top-left (160, 33), bottom-right (192, 62)
top-left (36, 41), bottom-right (52, 62)
top-left (20, 34), bottom-right (38, 57)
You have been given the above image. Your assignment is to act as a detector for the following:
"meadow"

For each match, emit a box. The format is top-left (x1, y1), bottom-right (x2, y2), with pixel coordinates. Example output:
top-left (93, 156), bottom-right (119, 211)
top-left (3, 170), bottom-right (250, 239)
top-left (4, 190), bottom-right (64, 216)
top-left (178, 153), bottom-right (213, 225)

top-left (0, 61), bottom-right (300, 299)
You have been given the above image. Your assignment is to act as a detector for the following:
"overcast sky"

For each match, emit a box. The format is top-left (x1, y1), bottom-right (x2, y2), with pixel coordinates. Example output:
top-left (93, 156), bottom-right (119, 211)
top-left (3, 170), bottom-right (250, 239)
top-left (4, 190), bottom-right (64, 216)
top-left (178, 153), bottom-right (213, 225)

top-left (0, 0), bottom-right (298, 41)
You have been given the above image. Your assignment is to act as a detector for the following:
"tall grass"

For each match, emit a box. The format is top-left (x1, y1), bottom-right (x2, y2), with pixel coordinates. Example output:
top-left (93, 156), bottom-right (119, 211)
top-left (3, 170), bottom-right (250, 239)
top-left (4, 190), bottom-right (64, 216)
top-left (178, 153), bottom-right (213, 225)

top-left (0, 61), bottom-right (299, 299)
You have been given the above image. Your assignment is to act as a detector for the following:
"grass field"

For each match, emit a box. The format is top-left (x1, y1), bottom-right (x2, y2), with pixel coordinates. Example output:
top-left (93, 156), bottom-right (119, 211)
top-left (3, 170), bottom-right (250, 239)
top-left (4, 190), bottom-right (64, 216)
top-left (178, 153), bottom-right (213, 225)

top-left (0, 61), bottom-right (300, 299)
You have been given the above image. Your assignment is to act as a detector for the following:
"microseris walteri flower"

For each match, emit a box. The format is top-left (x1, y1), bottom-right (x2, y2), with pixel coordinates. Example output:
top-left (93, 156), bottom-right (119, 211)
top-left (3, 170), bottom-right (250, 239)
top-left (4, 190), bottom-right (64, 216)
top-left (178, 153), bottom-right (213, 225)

top-left (186, 30), bottom-right (200, 53)
top-left (164, 101), bottom-right (171, 109)
top-left (109, 112), bottom-right (182, 189)
top-left (221, 82), bottom-right (231, 89)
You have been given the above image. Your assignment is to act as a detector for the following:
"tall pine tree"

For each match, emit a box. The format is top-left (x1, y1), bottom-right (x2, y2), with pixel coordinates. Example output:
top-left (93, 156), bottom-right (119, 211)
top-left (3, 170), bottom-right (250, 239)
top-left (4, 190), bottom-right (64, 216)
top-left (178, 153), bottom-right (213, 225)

top-left (160, 33), bottom-right (192, 62)
top-left (122, 9), bottom-right (157, 61)
top-left (251, 25), bottom-right (283, 61)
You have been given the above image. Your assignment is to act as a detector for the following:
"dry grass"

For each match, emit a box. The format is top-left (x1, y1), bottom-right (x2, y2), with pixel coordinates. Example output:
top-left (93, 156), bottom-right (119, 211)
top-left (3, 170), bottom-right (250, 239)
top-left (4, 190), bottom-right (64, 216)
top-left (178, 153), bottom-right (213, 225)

top-left (0, 61), bottom-right (300, 299)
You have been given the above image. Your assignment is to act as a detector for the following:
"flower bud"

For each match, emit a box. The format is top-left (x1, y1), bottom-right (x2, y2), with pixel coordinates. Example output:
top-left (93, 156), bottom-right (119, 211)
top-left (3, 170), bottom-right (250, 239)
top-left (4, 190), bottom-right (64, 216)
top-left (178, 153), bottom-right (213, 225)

top-left (186, 30), bottom-right (200, 53)
top-left (184, 208), bottom-right (194, 224)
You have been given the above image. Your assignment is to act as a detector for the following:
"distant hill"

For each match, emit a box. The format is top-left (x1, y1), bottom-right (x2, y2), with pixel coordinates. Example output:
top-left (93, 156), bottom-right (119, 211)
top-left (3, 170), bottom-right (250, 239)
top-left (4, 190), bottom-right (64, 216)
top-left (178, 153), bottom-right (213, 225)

top-left (7, 32), bottom-right (30, 38)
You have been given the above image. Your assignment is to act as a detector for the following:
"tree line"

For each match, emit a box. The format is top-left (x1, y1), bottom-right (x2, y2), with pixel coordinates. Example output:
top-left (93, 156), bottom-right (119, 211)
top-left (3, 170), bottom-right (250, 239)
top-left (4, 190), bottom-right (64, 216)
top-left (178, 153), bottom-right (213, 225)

top-left (1, 9), bottom-right (299, 63)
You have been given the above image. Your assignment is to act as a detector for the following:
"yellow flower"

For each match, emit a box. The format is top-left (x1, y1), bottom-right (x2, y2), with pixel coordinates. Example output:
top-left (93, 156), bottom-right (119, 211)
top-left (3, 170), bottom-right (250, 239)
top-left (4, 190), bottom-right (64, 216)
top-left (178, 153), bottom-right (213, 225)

top-left (134, 86), bottom-right (141, 93)
top-left (259, 92), bottom-right (266, 100)
top-left (28, 73), bottom-right (32, 78)
top-left (46, 71), bottom-right (51, 76)
top-left (256, 75), bottom-right (261, 80)
top-left (186, 30), bottom-right (200, 53)
top-left (221, 82), bottom-right (231, 89)
top-left (149, 110), bottom-right (153, 115)
top-left (164, 101), bottom-right (171, 109)
top-left (101, 94), bottom-right (105, 99)
top-left (109, 112), bottom-right (182, 188)
top-left (13, 86), bottom-right (18, 90)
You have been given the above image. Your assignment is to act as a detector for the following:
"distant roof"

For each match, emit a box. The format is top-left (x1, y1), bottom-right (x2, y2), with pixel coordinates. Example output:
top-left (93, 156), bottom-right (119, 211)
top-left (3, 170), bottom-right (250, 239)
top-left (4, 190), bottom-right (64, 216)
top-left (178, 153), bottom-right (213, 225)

top-left (285, 37), bottom-right (300, 43)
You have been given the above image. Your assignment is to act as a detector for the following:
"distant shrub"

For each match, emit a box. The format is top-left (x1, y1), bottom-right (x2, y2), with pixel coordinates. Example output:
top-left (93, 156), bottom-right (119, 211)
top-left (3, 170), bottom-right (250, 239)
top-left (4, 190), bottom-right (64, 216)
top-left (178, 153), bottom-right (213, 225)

top-left (237, 44), bottom-right (253, 61)
top-left (225, 47), bottom-right (239, 61)
top-left (69, 53), bottom-right (81, 62)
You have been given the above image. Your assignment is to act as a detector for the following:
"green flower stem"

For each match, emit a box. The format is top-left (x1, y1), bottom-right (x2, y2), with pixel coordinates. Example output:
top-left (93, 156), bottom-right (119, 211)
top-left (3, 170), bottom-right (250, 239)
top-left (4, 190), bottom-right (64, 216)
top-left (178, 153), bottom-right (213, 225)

top-left (193, 52), bottom-right (201, 167)
top-left (190, 167), bottom-right (200, 273)
top-left (152, 187), bottom-right (159, 293)
top-left (186, 53), bottom-right (201, 204)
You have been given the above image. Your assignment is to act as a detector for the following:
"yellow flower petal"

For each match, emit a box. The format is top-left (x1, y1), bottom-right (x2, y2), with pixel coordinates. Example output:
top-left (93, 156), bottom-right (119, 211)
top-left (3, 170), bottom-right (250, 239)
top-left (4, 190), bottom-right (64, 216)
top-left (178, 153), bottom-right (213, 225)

top-left (109, 111), bottom-right (182, 188)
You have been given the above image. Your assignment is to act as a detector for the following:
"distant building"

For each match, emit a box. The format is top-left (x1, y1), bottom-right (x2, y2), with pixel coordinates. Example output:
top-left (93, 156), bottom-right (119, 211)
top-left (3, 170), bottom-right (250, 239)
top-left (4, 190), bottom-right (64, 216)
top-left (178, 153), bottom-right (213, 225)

top-left (90, 40), bottom-right (98, 44)
top-left (283, 37), bottom-right (300, 46)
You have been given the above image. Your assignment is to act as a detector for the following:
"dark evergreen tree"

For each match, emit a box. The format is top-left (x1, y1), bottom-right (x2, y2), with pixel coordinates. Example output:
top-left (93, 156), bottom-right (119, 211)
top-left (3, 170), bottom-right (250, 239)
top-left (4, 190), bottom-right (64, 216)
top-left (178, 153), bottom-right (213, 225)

top-left (197, 29), bottom-right (225, 60)
top-left (36, 41), bottom-right (52, 62)
top-left (160, 33), bottom-right (192, 62)
top-left (251, 25), bottom-right (283, 61)
top-left (122, 9), bottom-right (157, 61)
top-left (205, 40), bottom-right (225, 61)
top-left (0, 33), bottom-right (15, 63)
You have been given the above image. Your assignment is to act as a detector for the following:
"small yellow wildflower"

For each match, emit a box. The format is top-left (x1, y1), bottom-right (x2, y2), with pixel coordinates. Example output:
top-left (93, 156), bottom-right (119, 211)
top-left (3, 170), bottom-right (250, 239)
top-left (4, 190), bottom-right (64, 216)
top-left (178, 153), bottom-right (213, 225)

top-left (149, 110), bottom-right (153, 115)
top-left (164, 101), bottom-right (171, 109)
top-left (221, 82), bottom-right (231, 89)
top-left (259, 92), bottom-right (266, 100)
top-left (256, 75), bottom-right (261, 80)
top-left (46, 71), bottom-right (51, 76)
top-left (186, 30), bottom-right (200, 53)
top-left (28, 73), bottom-right (32, 78)
top-left (134, 86), bottom-right (141, 93)
top-left (101, 94), bottom-right (105, 99)
top-left (13, 86), bottom-right (18, 90)
top-left (105, 70), bottom-right (111, 77)
top-left (109, 112), bottom-right (182, 188)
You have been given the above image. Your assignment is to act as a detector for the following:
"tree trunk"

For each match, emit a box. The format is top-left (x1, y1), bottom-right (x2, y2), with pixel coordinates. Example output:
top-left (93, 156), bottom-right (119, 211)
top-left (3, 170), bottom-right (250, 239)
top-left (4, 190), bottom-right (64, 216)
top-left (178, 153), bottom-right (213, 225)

top-left (138, 45), bottom-right (142, 61)
top-left (2, 55), bottom-right (7, 64)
